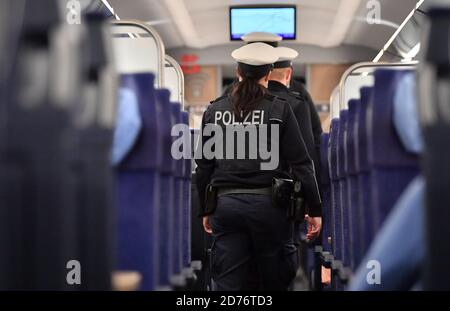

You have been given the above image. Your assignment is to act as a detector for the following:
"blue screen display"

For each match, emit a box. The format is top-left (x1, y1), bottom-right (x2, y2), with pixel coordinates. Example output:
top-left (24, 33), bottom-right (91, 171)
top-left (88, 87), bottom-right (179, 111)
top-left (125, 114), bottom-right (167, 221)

top-left (230, 7), bottom-right (296, 40)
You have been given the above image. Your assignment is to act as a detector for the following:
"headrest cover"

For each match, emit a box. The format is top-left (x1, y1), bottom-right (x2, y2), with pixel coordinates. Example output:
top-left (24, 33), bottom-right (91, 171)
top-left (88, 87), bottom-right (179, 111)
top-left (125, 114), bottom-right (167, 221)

top-left (393, 72), bottom-right (423, 154)
top-left (111, 88), bottom-right (142, 166)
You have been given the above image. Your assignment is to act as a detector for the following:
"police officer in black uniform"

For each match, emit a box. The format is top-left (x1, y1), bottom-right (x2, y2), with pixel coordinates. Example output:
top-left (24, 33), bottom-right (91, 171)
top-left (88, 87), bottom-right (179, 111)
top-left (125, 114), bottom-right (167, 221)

top-left (268, 47), bottom-right (323, 204)
top-left (223, 34), bottom-right (323, 183)
top-left (195, 43), bottom-right (322, 291)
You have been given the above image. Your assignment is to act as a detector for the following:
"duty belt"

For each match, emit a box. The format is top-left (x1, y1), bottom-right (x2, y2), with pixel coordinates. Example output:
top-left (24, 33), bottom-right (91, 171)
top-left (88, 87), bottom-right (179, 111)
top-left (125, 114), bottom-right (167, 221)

top-left (217, 187), bottom-right (272, 197)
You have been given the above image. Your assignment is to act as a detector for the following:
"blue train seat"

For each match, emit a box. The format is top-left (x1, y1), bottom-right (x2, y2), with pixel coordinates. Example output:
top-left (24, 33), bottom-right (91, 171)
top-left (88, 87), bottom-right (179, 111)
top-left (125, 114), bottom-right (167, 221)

top-left (349, 71), bottom-right (424, 290)
top-left (367, 69), bottom-right (419, 231)
top-left (329, 119), bottom-right (341, 261)
top-left (355, 87), bottom-right (373, 255)
top-left (337, 110), bottom-right (350, 266)
top-left (170, 101), bottom-right (186, 288)
top-left (115, 73), bottom-right (161, 291)
top-left (337, 110), bottom-right (349, 267)
top-left (181, 111), bottom-right (193, 277)
top-left (320, 133), bottom-right (332, 252)
top-left (0, 0), bottom-right (85, 290)
top-left (421, 9), bottom-right (450, 290)
top-left (156, 89), bottom-right (175, 289)
top-left (75, 13), bottom-right (116, 290)
top-left (393, 73), bottom-right (423, 155)
top-left (348, 176), bottom-right (425, 291)
top-left (345, 99), bottom-right (360, 269)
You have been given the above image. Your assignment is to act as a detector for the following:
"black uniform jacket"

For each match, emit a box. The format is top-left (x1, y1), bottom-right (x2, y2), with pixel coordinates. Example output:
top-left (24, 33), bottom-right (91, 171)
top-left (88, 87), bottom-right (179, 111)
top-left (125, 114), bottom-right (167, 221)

top-left (195, 93), bottom-right (322, 217)
top-left (268, 80), bottom-right (322, 185)
top-left (289, 79), bottom-right (323, 181)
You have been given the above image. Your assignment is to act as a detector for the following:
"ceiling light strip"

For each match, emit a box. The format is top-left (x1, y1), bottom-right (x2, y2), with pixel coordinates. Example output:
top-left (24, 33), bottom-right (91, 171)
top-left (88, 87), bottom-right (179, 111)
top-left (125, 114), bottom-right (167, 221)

top-left (373, 0), bottom-right (424, 62)
top-left (101, 0), bottom-right (120, 20)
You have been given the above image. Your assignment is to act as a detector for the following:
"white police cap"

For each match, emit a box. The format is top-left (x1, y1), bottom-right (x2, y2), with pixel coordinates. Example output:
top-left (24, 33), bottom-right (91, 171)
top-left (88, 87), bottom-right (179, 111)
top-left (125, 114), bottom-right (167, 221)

top-left (231, 42), bottom-right (280, 66)
top-left (274, 47), bottom-right (298, 68)
top-left (276, 47), bottom-right (298, 61)
top-left (241, 32), bottom-right (282, 44)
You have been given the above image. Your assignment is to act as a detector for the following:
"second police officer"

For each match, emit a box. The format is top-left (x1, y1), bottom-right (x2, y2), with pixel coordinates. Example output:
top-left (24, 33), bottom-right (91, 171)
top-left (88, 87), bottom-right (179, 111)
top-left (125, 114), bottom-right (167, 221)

top-left (195, 42), bottom-right (322, 291)
top-left (267, 47), bottom-right (323, 242)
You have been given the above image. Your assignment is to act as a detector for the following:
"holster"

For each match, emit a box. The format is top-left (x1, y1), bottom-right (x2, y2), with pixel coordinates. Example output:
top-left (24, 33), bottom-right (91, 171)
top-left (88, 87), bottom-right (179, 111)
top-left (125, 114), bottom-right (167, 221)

top-left (272, 177), bottom-right (294, 209)
top-left (204, 184), bottom-right (218, 215)
top-left (288, 196), bottom-right (306, 222)
top-left (272, 177), bottom-right (306, 222)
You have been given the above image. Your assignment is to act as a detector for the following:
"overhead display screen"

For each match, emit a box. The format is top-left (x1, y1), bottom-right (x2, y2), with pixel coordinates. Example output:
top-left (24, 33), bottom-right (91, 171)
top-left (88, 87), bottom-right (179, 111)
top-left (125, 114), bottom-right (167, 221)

top-left (229, 6), bottom-right (296, 40)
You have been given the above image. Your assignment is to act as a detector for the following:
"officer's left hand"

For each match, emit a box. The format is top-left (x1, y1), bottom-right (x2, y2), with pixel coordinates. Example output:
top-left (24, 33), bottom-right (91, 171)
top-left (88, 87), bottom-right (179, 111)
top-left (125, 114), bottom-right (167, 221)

top-left (305, 215), bottom-right (322, 241)
top-left (203, 216), bottom-right (213, 234)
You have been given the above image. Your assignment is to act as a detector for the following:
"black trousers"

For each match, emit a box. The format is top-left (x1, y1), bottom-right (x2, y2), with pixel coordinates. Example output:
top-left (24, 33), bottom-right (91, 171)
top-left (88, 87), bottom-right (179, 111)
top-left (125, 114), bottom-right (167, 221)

top-left (209, 194), bottom-right (298, 291)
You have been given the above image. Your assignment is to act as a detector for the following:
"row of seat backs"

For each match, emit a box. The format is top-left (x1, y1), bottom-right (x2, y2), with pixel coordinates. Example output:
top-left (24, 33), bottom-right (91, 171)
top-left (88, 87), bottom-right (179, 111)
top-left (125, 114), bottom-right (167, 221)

top-left (114, 72), bottom-right (192, 290)
top-left (0, 0), bottom-right (192, 290)
top-left (421, 7), bottom-right (450, 290)
top-left (322, 69), bottom-right (420, 272)
top-left (0, 0), bottom-right (116, 290)
top-left (117, 73), bottom-right (191, 177)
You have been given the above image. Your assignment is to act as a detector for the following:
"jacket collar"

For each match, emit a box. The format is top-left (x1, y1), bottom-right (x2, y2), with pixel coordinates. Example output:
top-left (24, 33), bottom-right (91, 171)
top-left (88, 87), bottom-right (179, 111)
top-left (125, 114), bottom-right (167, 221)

top-left (268, 80), bottom-right (289, 93)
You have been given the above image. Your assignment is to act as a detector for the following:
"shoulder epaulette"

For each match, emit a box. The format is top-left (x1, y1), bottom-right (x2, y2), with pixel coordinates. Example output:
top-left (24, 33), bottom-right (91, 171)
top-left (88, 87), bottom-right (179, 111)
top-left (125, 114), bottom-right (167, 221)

top-left (265, 94), bottom-right (287, 103)
top-left (269, 96), bottom-right (287, 122)
top-left (290, 91), bottom-right (305, 101)
top-left (264, 93), bottom-right (276, 101)
top-left (210, 94), bottom-right (229, 104)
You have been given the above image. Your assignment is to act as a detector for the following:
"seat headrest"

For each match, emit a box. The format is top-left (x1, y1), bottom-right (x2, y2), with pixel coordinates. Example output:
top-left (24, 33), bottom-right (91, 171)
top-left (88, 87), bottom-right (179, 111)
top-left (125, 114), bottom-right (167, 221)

top-left (426, 8), bottom-right (450, 70)
top-left (22, 0), bottom-right (60, 45)
top-left (111, 87), bottom-right (142, 166)
top-left (369, 69), bottom-right (418, 167)
top-left (393, 72), bottom-right (423, 154)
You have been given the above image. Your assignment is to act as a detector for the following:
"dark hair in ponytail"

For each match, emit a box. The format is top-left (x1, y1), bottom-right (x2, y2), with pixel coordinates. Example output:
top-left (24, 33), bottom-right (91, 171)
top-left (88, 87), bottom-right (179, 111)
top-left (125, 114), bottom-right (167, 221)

top-left (231, 63), bottom-right (271, 121)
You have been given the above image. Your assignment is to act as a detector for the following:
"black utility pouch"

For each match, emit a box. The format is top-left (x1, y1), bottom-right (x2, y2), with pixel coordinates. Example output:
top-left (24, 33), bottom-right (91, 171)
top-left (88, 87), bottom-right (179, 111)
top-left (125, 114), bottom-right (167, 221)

top-left (273, 178), bottom-right (306, 222)
top-left (292, 181), bottom-right (306, 222)
top-left (292, 199), bottom-right (305, 222)
top-left (205, 184), bottom-right (218, 215)
top-left (272, 177), bottom-right (294, 209)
